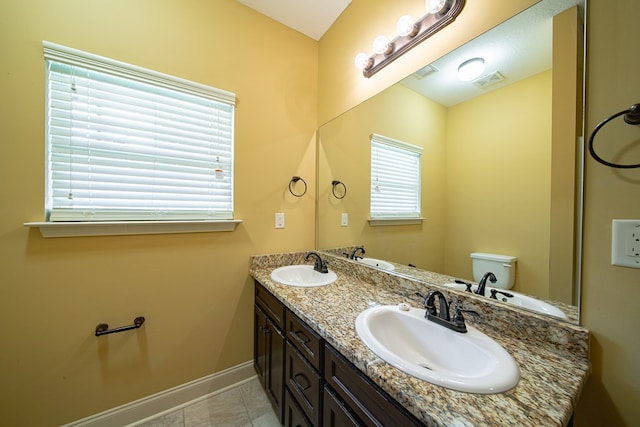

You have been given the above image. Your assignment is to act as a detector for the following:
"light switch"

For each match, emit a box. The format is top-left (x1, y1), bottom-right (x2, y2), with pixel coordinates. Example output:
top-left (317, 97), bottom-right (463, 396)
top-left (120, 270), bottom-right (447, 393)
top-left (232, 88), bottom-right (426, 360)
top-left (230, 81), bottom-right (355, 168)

top-left (275, 212), bottom-right (285, 229)
top-left (612, 219), bottom-right (640, 268)
top-left (341, 213), bottom-right (348, 227)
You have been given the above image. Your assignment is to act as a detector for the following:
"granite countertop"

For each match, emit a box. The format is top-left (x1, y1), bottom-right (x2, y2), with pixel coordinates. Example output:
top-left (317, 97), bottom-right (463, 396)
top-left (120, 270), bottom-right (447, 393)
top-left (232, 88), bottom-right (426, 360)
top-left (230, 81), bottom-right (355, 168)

top-left (249, 251), bottom-right (591, 427)
top-left (319, 247), bottom-right (579, 324)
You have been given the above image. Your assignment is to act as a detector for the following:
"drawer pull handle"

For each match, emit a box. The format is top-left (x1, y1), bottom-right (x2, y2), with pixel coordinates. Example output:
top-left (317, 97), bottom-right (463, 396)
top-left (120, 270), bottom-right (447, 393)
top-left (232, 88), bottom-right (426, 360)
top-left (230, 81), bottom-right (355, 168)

top-left (291, 330), bottom-right (310, 346)
top-left (293, 373), bottom-right (311, 391)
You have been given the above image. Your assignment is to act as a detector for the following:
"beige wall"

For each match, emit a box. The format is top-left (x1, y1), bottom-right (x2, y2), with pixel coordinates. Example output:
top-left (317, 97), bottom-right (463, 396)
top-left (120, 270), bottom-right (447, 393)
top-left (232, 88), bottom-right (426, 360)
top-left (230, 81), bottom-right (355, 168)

top-left (318, 0), bottom-right (539, 125)
top-left (575, 0), bottom-right (640, 425)
top-left (320, 0), bottom-right (640, 425)
top-left (0, 1), bottom-right (317, 425)
top-left (318, 71), bottom-right (554, 298)
top-left (1, 0), bottom-right (639, 425)
top-left (317, 84), bottom-right (448, 269)
top-left (444, 71), bottom-right (552, 298)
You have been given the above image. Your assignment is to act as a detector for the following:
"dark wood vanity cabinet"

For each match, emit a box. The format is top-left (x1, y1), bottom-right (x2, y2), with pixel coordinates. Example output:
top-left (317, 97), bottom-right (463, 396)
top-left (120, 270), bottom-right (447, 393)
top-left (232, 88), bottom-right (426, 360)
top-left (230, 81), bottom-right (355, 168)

top-left (254, 280), bottom-right (423, 427)
top-left (322, 386), bottom-right (360, 427)
top-left (285, 310), bottom-right (324, 426)
top-left (324, 344), bottom-right (423, 427)
top-left (254, 282), bottom-right (286, 423)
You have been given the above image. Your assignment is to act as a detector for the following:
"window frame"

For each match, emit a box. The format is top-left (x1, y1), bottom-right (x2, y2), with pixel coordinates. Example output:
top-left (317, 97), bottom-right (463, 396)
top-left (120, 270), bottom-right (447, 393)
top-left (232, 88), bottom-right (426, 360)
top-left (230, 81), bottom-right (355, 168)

top-left (25, 41), bottom-right (241, 237)
top-left (369, 133), bottom-right (424, 226)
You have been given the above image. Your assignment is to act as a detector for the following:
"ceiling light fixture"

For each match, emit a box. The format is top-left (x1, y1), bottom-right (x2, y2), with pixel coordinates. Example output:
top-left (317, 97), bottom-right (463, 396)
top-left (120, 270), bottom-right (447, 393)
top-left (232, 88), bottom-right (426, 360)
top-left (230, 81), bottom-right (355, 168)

top-left (457, 57), bottom-right (485, 81)
top-left (354, 0), bottom-right (465, 78)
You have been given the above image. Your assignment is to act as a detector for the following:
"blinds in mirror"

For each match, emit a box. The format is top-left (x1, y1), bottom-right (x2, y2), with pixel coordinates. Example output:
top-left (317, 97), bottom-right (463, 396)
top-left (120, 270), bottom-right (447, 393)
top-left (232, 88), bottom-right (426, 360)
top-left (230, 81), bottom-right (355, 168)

top-left (370, 133), bottom-right (423, 219)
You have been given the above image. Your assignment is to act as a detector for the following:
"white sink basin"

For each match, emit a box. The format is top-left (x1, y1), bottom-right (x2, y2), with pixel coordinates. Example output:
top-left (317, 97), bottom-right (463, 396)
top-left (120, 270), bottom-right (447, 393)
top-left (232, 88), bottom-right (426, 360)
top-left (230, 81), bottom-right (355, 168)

top-left (270, 265), bottom-right (337, 287)
top-left (355, 305), bottom-right (520, 394)
top-left (443, 283), bottom-right (568, 320)
top-left (356, 257), bottom-right (395, 271)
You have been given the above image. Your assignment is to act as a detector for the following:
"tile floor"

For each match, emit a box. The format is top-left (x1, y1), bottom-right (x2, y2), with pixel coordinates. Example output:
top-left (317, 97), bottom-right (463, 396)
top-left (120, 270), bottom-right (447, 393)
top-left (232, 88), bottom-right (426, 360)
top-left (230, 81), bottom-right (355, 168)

top-left (133, 377), bottom-right (281, 427)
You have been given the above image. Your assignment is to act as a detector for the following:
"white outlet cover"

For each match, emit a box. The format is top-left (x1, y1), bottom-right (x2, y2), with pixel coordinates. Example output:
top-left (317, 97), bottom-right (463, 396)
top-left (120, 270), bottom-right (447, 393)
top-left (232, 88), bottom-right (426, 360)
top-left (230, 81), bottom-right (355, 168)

top-left (612, 219), bottom-right (640, 268)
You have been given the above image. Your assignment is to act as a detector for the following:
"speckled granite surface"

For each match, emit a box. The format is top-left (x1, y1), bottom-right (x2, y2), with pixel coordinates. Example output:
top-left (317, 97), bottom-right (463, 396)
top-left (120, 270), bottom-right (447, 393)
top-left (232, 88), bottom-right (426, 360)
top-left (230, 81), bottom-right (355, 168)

top-left (249, 251), bottom-right (590, 427)
top-left (320, 246), bottom-right (579, 324)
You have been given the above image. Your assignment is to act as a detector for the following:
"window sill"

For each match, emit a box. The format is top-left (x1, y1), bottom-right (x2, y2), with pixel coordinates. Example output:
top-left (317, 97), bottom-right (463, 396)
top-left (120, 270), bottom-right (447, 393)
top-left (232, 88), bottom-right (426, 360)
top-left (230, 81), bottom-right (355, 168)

top-left (368, 217), bottom-right (425, 226)
top-left (24, 220), bottom-right (242, 238)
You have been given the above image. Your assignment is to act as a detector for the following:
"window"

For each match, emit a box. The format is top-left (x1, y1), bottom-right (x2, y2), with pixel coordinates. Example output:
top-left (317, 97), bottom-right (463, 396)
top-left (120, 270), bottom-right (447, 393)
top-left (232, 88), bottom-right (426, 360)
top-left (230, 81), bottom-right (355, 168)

top-left (43, 41), bottom-right (235, 223)
top-left (370, 133), bottom-right (423, 222)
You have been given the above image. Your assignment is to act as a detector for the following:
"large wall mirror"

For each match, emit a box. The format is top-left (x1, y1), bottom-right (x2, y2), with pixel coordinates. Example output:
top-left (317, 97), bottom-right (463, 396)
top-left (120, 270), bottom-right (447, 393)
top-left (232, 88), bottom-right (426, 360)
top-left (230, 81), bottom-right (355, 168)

top-left (317, 0), bottom-right (585, 324)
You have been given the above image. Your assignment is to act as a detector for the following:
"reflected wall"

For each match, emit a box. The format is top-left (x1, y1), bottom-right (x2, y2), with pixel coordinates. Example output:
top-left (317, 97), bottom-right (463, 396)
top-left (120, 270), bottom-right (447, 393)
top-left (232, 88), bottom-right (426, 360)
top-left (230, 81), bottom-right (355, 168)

top-left (318, 5), bottom-right (582, 307)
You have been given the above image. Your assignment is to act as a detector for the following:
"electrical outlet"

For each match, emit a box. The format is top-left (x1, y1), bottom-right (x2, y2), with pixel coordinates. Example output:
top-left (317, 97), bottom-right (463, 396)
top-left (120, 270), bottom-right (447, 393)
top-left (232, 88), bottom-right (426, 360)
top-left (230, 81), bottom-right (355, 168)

top-left (612, 219), bottom-right (640, 268)
top-left (275, 212), bottom-right (285, 229)
top-left (341, 213), bottom-right (348, 227)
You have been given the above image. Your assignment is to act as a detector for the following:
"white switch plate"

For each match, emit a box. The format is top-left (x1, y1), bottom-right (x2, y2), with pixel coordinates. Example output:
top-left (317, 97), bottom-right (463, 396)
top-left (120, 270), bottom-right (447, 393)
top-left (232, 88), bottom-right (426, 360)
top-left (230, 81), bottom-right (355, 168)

top-left (275, 212), bottom-right (285, 229)
top-left (341, 213), bottom-right (348, 227)
top-left (612, 219), bottom-right (640, 268)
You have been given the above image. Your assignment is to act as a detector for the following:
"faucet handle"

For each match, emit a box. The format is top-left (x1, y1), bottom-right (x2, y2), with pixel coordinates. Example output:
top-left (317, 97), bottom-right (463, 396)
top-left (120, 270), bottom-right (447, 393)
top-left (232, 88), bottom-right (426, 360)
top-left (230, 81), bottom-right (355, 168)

top-left (489, 289), bottom-right (514, 300)
top-left (455, 279), bottom-right (473, 292)
top-left (452, 307), bottom-right (481, 333)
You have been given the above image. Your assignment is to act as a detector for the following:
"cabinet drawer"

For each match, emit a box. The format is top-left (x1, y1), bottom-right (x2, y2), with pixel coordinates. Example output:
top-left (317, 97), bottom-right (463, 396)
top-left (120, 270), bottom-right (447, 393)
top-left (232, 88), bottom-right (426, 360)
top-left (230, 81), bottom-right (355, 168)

top-left (323, 386), bottom-right (360, 427)
top-left (286, 341), bottom-right (322, 427)
top-left (284, 389), bottom-right (313, 427)
top-left (255, 280), bottom-right (285, 330)
top-left (324, 344), bottom-right (423, 427)
top-left (286, 310), bottom-right (323, 371)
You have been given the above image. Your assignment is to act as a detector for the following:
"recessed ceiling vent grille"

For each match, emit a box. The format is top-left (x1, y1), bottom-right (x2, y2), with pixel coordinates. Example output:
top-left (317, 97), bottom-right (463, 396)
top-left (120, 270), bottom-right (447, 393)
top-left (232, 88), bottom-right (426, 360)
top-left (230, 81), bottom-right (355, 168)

top-left (413, 64), bottom-right (439, 79)
top-left (473, 71), bottom-right (505, 88)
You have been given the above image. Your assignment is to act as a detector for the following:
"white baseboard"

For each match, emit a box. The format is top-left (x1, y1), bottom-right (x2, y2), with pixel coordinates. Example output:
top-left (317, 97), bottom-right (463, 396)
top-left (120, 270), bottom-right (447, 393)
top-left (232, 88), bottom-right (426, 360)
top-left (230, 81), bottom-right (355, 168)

top-left (62, 360), bottom-right (256, 427)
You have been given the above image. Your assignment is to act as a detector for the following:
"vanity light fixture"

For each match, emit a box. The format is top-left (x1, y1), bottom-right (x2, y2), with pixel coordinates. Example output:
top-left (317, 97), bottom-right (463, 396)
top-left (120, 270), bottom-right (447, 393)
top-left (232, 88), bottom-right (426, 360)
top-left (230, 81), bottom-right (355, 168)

top-left (457, 57), bottom-right (485, 81)
top-left (354, 0), bottom-right (465, 78)
top-left (396, 15), bottom-right (418, 38)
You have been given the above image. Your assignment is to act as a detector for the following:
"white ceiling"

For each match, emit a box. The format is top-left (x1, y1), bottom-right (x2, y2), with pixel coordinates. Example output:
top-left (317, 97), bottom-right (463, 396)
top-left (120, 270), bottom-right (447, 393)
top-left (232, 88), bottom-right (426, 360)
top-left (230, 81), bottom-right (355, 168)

top-left (400, 0), bottom-right (583, 107)
top-left (236, 0), bottom-right (352, 40)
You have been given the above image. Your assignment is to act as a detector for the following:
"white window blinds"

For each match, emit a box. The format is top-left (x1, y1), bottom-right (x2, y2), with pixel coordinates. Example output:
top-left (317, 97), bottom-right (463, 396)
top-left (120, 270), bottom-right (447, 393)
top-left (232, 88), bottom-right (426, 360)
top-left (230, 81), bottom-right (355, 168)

top-left (43, 41), bottom-right (236, 222)
top-left (370, 133), bottom-right (422, 219)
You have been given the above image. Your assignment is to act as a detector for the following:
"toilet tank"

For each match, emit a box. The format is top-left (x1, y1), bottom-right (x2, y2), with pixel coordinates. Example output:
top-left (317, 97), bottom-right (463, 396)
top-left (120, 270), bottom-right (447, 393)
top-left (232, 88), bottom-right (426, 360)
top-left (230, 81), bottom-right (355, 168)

top-left (470, 252), bottom-right (517, 290)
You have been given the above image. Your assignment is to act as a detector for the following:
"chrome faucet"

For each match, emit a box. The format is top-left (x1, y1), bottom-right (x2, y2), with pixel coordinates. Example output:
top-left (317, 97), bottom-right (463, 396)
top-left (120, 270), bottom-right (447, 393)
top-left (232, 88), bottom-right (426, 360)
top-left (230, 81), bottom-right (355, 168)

top-left (347, 245), bottom-right (365, 260)
top-left (475, 272), bottom-right (497, 297)
top-left (423, 290), bottom-right (479, 333)
top-left (304, 251), bottom-right (329, 273)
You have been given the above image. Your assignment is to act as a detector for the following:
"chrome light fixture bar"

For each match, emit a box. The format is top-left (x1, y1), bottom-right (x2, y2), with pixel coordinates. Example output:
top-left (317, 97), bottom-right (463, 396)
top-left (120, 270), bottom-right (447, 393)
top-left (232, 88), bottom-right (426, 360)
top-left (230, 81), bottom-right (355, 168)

top-left (358, 0), bottom-right (465, 78)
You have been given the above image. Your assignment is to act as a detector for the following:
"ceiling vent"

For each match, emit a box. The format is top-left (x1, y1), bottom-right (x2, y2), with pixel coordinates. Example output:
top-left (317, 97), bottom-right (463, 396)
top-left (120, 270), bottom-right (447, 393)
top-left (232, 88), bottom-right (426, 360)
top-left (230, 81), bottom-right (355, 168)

top-left (473, 71), bottom-right (505, 88)
top-left (413, 64), bottom-right (439, 79)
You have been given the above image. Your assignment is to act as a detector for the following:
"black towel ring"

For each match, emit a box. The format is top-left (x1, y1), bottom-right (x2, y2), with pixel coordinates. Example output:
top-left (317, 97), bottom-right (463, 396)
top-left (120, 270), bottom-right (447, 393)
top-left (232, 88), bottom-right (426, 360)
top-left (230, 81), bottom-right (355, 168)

top-left (289, 176), bottom-right (307, 197)
top-left (587, 103), bottom-right (640, 169)
top-left (331, 180), bottom-right (347, 199)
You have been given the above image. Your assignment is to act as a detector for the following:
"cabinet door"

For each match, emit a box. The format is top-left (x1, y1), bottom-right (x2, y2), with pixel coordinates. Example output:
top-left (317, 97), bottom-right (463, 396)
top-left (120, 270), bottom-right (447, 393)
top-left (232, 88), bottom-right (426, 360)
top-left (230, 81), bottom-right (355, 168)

top-left (254, 304), bottom-right (268, 386)
top-left (254, 304), bottom-right (285, 423)
top-left (266, 316), bottom-right (285, 422)
top-left (323, 386), bottom-right (360, 427)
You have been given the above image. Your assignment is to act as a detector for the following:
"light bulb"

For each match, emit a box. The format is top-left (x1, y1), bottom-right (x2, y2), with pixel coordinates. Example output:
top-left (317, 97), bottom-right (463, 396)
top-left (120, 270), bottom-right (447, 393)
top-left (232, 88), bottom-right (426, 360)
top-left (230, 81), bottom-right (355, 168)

top-left (457, 58), bottom-right (485, 81)
top-left (354, 53), bottom-right (370, 70)
top-left (426, 0), bottom-right (447, 14)
top-left (373, 35), bottom-right (389, 55)
top-left (396, 15), bottom-right (416, 37)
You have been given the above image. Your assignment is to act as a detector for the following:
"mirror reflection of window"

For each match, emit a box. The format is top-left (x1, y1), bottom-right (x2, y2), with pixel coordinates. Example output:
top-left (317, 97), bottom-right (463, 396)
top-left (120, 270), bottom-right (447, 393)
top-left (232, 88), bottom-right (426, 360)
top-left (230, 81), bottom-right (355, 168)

top-left (370, 134), bottom-right (423, 220)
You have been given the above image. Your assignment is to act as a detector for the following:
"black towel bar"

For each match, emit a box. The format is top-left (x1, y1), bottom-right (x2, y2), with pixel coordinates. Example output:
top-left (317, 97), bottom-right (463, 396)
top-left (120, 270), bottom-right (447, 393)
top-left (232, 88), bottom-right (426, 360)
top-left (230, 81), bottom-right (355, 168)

top-left (95, 316), bottom-right (145, 336)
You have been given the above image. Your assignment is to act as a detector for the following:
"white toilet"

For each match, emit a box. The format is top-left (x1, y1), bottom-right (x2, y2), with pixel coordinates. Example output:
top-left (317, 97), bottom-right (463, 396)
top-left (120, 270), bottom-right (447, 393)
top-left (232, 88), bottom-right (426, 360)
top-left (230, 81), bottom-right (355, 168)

top-left (470, 252), bottom-right (517, 290)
